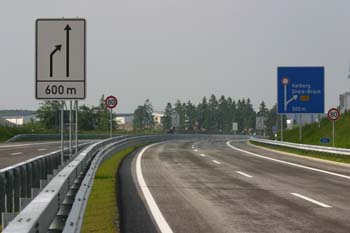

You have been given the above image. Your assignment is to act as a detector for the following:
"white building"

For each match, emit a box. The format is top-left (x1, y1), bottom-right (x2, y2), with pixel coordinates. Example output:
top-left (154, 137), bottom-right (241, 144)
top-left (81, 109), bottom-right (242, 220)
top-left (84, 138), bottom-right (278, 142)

top-left (339, 92), bottom-right (350, 113)
top-left (152, 112), bottom-right (164, 125)
top-left (2, 115), bottom-right (37, 126)
top-left (115, 113), bottom-right (134, 131)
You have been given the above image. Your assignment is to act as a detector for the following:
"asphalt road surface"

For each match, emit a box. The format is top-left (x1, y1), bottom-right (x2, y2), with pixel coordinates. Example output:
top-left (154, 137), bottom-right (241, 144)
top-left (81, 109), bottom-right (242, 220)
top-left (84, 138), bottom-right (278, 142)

top-left (119, 137), bottom-right (350, 233)
top-left (0, 141), bottom-right (90, 169)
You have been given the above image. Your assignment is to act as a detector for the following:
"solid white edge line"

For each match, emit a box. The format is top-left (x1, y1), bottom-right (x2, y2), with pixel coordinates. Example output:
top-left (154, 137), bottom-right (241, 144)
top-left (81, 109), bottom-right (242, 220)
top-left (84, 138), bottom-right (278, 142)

top-left (212, 160), bottom-right (221, 164)
top-left (200, 154), bottom-right (206, 157)
top-left (136, 143), bottom-right (174, 233)
top-left (236, 171), bottom-right (253, 178)
top-left (291, 193), bottom-right (332, 208)
top-left (11, 152), bottom-right (23, 155)
top-left (227, 141), bottom-right (350, 179)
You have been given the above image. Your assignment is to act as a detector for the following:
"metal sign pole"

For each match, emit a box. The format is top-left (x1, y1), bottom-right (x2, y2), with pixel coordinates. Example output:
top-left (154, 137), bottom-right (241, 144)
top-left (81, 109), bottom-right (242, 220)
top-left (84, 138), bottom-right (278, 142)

top-left (299, 114), bottom-right (302, 142)
top-left (280, 115), bottom-right (284, 141)
top-left (61, 101), bottom-right (64, 165)
top-left (75, 100), bottom-right (78, 154)
top-left (110, 109), bottom-right (113, 138)
top-left (69, 100), bottom-right (72, 156)
top-left (333, 121), bottom-right (335, 147)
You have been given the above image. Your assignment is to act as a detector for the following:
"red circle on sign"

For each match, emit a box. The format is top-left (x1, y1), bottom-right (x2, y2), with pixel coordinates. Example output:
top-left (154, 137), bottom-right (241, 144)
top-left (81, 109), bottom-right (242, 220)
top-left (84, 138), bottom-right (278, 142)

top-left (105, 96), bottom-right (118, 109)
top-left (327, 108), bottom-right (340, 121)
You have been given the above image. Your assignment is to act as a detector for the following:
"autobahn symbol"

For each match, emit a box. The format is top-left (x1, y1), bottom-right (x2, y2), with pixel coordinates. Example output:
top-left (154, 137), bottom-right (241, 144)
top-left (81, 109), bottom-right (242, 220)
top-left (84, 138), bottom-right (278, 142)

top-left (36, 18), bottom-right (86, 100)
top-left (105, 96), bottom-right (118, 109)
top-left (327, 108), bottom-right (340, 121)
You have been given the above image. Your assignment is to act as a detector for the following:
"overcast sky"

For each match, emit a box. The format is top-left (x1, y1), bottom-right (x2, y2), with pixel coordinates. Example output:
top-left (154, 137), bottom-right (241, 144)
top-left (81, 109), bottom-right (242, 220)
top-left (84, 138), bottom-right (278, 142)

top-left (1, 0), bottom-right (350, 113)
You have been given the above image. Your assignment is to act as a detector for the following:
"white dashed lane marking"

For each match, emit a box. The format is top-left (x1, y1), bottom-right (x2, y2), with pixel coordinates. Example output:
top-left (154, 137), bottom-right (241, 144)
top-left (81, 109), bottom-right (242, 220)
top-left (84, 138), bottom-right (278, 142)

top-left (11, 152), bottom-right (23, 155)
top-left (212, 160), bottom-right (221, 165)
top-left (291, 193), bottom-right (332, 208)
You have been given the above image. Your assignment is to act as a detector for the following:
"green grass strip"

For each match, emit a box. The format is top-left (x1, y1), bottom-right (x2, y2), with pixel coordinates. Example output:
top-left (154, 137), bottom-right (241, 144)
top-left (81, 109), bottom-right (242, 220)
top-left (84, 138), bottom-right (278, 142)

top-left (250, 141), bottom-right (350, 164)
top-left (82, 145), bottom-right (144, 233)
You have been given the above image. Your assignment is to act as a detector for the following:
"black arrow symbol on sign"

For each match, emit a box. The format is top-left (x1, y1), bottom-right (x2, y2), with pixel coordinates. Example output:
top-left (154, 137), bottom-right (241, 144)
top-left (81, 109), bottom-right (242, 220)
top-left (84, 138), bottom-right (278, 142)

top-left (50, 44), bottom-right (62, 77)
top-left (64, 24), bottom-right (71, 77)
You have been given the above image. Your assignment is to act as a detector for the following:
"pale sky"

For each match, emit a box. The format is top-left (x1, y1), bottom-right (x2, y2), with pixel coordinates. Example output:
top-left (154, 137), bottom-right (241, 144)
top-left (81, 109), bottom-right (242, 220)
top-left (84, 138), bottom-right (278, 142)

top-left (1, 0), bottom-right (350, 113)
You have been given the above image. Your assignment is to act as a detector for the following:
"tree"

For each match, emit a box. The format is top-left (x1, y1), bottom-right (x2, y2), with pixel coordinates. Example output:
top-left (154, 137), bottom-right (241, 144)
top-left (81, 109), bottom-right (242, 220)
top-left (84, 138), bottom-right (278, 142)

top-left (78, 105), bottom-right (95, 130)
top-left (133, 99), bottom-right (154, 130)
top-left (94, 95), bottom-right (110, 131)
top-left (36, 101), bottom-right (61, 129)
top-left (162, 103), bottom-right (173, 131)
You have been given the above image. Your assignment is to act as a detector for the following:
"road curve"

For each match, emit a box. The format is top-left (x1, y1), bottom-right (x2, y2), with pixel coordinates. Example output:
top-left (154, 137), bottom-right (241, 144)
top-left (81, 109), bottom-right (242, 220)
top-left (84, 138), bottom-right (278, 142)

top-left (119, 137), bottom-right (350, 233)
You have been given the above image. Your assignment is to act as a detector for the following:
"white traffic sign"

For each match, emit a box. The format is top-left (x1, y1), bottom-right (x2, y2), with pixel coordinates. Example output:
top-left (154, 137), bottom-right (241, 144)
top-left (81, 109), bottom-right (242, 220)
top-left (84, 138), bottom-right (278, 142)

top-left (232, 122), bottom-right (238, 131)
top-left (105, 96), bottom-right (118, 109)
top-left (35, 18), bottom-right (86, 99)
top-left (327, 108), bottom-right (340, 121)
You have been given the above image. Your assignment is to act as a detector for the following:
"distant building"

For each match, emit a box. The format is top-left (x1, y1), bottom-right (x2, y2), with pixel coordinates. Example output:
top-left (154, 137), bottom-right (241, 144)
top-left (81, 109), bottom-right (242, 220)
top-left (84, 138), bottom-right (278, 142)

top-left (339, 92), bottom-right (350, 113)
top-left (0, 117), bottom-right (17, 127)
top-left (152, 112), bottom-right (164, 126)
top-left (2, 115), bottom-right (37, 126)
top-left (115, 113), bottom-right (134, 131)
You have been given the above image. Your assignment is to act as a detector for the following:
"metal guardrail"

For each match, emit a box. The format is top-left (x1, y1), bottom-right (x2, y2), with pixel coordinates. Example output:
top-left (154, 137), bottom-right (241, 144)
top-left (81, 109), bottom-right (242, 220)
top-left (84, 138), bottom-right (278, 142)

top-left (6, 134), bottom-right (124, 142)
top-left (2, 134), bottom-right (169, 233)
top-left (0, 141), bottom-right (93, 228)
top-left (250, 138), bottom-right (350, 156)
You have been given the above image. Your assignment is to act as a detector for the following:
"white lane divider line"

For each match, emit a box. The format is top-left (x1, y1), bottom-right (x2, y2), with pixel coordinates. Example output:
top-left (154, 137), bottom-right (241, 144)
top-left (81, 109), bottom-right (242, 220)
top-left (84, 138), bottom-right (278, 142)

top-left (236, 171), bottom-right (253, 178)
top-left (212, 160), bottom-right (221, 165)
top-left (194, 149), bottom-right (198, 152)
top-left (11, 152), bottom-right (23, 155)
top-left (227, 141), bottom-right (350, 180)
top-left (291, 193), bottom-right (332, 208)
top-left (136, 143), bottom-right (174, 233)
top-left (200, 154), bottom-right (207, 157)
top-left (38, 149), bottom-right (46, 151)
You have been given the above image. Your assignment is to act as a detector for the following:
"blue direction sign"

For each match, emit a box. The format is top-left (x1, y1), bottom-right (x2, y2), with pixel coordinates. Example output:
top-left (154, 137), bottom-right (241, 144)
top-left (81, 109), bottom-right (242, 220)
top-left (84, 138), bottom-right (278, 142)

top-left (320, 138), bottom-right (330, 143)
top-left (277, 67), bottom-right (324, 114)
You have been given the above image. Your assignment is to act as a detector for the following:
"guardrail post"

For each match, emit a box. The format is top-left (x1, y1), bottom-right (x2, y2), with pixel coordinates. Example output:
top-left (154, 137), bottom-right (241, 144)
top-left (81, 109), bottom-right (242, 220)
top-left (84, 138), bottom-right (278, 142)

top-left (26, 163), bottom-right (33, 198)
top-left (40, 158), bottom-right (46, 181)
top-left (5, 171), bottom-right (14, 213)
top-left (32, 161), bottom-right (40, 189)
top-left (0, 173), bottom-right (6, 225)
top-left (20, 166), bottom-right (27, 198)
top-left (13, 168), bottom-right (21, 212)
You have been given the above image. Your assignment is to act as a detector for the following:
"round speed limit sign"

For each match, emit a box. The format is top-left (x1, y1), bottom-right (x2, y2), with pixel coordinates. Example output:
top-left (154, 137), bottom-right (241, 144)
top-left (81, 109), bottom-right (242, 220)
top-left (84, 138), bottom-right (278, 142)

top-left (327, 108), bottom-right (340, 121)
top-left (105, 95), bottom-right (118, 109)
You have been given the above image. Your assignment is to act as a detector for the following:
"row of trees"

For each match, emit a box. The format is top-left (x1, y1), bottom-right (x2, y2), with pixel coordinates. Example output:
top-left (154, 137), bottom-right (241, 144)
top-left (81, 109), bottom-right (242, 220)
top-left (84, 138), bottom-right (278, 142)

top-left (36, 95), bottom-right (116, 131)
top-left (162, 94), bottom-right (279, 135)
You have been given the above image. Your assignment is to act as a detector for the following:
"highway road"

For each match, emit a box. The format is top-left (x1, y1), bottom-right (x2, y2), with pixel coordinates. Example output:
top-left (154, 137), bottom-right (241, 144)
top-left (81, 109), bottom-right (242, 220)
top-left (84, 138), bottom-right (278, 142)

top-left (0, 141), bottom-right (90, 169)
top-left (119, 137), bottom-right (350, 233)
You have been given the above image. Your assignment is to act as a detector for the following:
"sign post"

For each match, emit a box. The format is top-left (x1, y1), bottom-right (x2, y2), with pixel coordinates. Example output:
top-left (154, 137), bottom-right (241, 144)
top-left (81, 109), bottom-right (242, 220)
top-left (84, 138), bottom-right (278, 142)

top-left (36, 18), bottom-right (86, 159)
top-left (327, 108), bottom-right (340, 147)
top-left (105, 96), bottom-right (118, 138)
top-left (277, 67), bottom-right (325, 142)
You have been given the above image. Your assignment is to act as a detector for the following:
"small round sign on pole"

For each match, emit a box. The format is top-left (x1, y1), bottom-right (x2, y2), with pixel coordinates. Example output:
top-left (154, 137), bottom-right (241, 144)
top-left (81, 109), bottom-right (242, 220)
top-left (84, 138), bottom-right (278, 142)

top-left (327, 108), bottom-right (340, 147)
top-left (327, 108), bottom-right (340, 121)
top-left (105, 95), bottom-right (118, 109)
top-left (105, 96), bottom-right (118, 138)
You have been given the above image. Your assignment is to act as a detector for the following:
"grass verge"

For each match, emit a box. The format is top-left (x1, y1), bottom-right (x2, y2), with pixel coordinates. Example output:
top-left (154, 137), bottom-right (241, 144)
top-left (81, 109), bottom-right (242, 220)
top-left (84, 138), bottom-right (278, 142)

top-left (81, 145), bottom-right (144, 233)
top-left (250, 141), bottom-right (350, 164)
